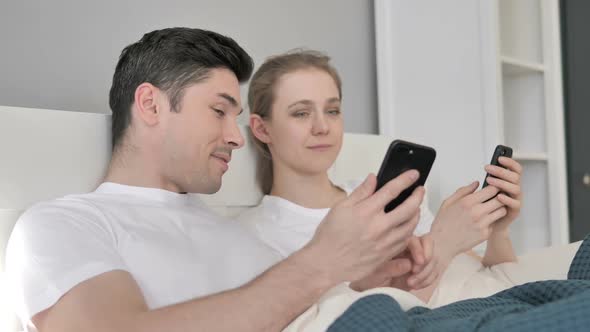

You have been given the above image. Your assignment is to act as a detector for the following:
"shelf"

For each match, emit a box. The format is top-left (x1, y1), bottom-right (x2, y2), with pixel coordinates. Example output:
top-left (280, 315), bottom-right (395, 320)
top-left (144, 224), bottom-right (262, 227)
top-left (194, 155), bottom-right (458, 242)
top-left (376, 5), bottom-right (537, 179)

top-left (512, 152), bottom-right (548, 161)
top-left (498, 0), bottom-right (543, 64)
top-left (502, 73), bottom-right (547, 153)
top-left (501, 56), bottom-right (545, 75)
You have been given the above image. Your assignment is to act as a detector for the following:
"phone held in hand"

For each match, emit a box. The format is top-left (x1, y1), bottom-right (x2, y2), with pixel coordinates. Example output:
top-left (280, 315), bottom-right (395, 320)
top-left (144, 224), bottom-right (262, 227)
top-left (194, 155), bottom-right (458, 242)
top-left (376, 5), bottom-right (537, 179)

top-left (375, 140), bottom-right (436, 213)
top-left (482, 144), bottom-right (513, 188)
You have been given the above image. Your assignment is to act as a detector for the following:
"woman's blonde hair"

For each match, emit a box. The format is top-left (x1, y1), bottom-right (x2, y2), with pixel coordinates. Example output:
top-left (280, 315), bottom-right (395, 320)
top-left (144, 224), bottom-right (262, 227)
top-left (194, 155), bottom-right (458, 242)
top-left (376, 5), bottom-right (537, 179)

top-left (247, 49), bottom-right (342, 195)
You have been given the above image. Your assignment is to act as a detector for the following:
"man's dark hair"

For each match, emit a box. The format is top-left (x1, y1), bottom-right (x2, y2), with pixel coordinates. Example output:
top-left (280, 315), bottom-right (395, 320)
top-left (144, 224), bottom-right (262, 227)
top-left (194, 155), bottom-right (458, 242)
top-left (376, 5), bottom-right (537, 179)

top-left (108, 27), bottom-right (254, 151)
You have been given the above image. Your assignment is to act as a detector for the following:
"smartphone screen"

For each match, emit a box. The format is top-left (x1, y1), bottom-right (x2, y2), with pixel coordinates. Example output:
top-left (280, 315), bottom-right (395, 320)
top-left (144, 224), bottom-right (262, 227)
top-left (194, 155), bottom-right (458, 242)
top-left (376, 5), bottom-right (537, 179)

top-left (376, 140), bottom-right (436, 213)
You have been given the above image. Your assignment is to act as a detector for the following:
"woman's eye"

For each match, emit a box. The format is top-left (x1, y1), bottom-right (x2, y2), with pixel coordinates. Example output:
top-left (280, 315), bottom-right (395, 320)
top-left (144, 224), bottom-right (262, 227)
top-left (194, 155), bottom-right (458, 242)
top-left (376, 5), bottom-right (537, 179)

top-left (293, 111), bottom-right (310, 118)
top-left (327, 109), bottom-right (341, 115)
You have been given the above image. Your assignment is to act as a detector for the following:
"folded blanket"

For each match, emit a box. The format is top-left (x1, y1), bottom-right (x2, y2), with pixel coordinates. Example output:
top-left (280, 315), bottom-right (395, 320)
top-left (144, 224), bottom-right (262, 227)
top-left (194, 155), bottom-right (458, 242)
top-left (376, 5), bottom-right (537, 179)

top-left (284, 241), bottom-right (580, 331)
top-left (428, 240), bottom-right (579, 308)
top-left (284, 283), bottom-right (426, 332)
top-left (327, 235), bottom-right (590, 331)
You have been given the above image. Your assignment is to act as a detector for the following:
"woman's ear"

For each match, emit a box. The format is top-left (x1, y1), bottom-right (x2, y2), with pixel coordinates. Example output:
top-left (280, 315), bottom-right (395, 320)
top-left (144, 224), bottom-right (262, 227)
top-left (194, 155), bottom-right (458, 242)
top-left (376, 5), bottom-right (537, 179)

top-left (250, 114), bottom-right (272, 144)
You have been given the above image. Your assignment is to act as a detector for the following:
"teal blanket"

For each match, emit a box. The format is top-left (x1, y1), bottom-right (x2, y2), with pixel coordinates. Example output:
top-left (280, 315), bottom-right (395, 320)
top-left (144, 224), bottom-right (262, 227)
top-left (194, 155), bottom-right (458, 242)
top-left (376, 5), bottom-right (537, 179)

top-left (329, 236), bottom-right (590, 331)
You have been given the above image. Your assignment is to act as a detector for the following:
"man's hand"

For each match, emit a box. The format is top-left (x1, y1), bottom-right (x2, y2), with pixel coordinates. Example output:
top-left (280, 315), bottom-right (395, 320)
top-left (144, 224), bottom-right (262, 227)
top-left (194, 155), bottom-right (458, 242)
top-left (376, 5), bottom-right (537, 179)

top-left (303, 170), bottom-right (424, 286)
top-left (349, 257), bottom-right (413, 291)
top-left (349, 235), bottom-right (437, 292)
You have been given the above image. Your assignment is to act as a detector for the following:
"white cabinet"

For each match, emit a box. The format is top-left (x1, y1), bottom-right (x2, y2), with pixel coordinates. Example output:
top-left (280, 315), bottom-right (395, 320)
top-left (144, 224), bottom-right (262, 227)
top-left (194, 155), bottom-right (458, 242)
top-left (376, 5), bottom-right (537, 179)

top-left (375, 0), bottom-right (570, 254)
top-left (482, 0), bottom-right (569, 253)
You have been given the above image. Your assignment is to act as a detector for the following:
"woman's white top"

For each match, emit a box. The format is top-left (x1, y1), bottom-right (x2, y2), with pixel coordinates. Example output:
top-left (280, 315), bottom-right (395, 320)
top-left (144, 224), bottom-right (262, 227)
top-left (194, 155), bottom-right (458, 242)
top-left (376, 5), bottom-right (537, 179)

top-left (237, 180), bottom-right (435, 258)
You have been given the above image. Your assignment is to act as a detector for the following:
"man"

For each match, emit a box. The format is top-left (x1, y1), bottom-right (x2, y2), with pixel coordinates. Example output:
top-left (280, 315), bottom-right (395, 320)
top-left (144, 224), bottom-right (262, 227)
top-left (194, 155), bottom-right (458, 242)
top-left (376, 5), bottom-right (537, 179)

top-left (6, 27), bottom-right (426, 332)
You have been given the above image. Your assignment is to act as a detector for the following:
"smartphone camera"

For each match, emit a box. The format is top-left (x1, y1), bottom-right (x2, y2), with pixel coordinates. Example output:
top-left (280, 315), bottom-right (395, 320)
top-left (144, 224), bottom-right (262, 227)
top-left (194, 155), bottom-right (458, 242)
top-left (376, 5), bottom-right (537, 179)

top-left (409, 149), bottom-right (414, 155)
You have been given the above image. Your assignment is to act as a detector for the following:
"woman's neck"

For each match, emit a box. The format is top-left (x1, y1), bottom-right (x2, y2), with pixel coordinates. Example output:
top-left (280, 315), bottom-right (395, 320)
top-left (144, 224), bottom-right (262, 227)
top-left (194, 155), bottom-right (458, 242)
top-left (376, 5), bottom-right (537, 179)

top-left (270, 165), bottom-right (346, 209)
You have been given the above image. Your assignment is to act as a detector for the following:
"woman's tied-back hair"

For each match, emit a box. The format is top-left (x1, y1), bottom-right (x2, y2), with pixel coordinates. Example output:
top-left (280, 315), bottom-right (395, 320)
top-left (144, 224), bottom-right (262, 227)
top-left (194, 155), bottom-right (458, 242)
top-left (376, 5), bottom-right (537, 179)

top-left (108, 27), bottom-right (254, 152)
top-left (247, 49), bottom-right (342, 195)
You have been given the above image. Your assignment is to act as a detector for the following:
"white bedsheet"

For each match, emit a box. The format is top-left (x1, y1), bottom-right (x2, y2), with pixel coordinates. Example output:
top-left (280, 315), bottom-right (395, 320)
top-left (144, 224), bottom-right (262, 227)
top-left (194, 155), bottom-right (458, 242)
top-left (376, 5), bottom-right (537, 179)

top-left (283, 241), bottom-right (581, 331)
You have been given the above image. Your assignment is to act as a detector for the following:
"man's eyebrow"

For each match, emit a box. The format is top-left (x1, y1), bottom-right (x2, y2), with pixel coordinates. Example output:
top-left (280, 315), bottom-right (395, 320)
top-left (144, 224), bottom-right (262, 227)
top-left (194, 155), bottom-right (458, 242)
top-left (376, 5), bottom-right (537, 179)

top-left (217, 93), bottom-right (238, 107)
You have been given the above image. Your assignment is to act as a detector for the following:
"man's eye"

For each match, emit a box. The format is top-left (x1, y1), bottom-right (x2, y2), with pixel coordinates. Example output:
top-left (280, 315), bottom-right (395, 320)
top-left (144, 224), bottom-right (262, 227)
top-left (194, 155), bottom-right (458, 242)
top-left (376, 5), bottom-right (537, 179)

top-left (213, 108), bottom-right (225, 117)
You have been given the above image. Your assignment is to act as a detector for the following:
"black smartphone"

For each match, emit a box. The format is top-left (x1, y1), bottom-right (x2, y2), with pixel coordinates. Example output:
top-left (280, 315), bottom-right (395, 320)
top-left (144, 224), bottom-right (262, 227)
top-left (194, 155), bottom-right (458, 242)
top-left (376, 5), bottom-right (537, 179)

top-left (482, 144), bottom-right (513, 188)
top-left (375, 140), bottom-right (436, 213)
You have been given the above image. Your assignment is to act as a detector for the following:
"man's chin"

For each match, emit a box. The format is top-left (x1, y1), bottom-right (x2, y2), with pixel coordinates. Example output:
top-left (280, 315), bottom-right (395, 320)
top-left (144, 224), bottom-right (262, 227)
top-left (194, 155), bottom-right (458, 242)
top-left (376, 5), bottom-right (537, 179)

top-left (200, 179), bottom-right (222, 195)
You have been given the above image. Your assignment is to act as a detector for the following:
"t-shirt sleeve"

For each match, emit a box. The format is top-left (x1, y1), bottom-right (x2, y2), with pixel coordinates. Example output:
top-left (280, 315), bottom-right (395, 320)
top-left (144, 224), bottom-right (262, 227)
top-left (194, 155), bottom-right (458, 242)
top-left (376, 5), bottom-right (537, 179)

top-left (5, 199), bottom-right (127, 323)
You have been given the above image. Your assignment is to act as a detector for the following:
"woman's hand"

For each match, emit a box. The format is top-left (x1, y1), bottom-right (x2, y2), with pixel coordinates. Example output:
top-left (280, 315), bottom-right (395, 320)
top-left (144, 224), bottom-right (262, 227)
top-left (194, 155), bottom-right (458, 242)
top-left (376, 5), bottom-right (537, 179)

top-left (429, 181), bottom-right (507, 264)
top-left (483, 156), bottom-right (523, 234)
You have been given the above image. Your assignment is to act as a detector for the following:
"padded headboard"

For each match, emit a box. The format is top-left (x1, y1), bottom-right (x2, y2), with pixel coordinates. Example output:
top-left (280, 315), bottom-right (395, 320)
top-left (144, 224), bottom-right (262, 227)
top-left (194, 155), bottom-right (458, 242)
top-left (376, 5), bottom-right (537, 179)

top-left (0, 105), bottom-right (392, 332)
top-left (0, 105), bottom-right (392, 271)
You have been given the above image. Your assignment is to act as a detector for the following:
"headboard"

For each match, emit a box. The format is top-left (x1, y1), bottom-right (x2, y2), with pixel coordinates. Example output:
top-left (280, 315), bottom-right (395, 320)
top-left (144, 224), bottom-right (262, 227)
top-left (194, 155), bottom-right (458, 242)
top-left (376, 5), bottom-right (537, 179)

top-left (0, 105), bottom-right (395, 331)
top-left (0, 105), bottom-right (392, 272)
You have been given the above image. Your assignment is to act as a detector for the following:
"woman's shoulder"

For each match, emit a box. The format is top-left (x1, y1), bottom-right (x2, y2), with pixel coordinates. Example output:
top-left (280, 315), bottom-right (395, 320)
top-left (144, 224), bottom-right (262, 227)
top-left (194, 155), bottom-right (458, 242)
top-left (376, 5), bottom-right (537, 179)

top-left (235, 198), bottom-right (271, 226)
top-left (335, 178), bottom-right (364, 195)
top-left (236, 194), bottom-right (329, 228)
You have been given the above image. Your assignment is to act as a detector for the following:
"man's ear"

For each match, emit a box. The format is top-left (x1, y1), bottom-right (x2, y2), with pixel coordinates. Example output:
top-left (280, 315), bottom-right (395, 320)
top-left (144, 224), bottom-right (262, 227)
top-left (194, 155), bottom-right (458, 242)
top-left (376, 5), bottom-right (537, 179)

top-left (133, 83), bottom-right (161, 126)
top-left (249, 114), bottom-right (272, 144)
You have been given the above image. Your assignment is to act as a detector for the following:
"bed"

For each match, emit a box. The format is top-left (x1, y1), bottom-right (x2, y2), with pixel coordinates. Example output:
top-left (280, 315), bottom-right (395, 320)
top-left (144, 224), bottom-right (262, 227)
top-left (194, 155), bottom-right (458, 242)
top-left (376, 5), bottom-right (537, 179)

top-left (0, 105), bottom-right (581, 331)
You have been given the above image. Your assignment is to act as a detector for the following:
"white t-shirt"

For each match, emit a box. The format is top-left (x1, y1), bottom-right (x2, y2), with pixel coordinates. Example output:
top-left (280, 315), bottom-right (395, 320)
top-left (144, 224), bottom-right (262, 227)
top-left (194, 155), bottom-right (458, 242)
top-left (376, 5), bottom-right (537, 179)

top-left (6, 182), bottom-right (281, 328)
top-left (237, 180), bottom-right (435, 258)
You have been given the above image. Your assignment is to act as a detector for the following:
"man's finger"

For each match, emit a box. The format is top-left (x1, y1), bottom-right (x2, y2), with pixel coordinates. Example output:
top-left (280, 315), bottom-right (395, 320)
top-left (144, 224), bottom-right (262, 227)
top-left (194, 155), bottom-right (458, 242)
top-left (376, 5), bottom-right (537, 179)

top-left (342, 173), bottom-right (377, 207)
top-left (362, 169), bottom-right (420, 213)
top-left (407, 236), bottom-right (424, 266)
top-left (414, 264), bottom-right (439, 290)
top-left (420, 235), bottom-right (434, 263)
top-left (408, 259), bottom-right (437, 289)
top-left (382, 258), bottom-right (413, 277)
top-left (382, 186), bottom-right (424, 230)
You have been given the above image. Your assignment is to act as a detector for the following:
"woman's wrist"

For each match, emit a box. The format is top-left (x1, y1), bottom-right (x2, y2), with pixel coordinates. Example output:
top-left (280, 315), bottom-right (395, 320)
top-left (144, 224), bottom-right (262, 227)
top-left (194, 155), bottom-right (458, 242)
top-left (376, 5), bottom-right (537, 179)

top-left (489, 227), bottom-right (511, 240)
top-left (429, 230), bottom-right (458, 267)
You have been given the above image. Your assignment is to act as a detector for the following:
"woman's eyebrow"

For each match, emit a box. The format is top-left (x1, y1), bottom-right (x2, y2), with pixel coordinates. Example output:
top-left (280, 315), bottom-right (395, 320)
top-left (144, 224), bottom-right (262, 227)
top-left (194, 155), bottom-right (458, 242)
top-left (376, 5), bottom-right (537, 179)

top-left (287, 100), bottom-right (314, 109)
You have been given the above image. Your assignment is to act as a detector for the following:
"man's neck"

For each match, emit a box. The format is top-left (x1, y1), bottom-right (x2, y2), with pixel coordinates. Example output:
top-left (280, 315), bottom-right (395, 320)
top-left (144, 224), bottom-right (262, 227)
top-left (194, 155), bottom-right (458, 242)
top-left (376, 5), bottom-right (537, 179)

top-left (104, 151), bottom-right (180, 193)
top-left (269, 165), bottom-right (346, 209)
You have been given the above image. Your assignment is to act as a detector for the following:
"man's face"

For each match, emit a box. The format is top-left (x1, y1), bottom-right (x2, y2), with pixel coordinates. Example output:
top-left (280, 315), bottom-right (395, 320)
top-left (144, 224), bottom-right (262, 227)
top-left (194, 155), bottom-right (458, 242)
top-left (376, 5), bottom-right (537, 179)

top-left (159, 68), bottom-right (244, 194)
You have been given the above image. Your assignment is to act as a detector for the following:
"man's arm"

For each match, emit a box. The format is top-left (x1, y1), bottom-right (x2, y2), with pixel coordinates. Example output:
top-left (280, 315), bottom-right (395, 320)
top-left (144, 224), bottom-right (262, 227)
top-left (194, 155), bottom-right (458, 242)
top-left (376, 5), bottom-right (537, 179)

top-left (33, 247), bottom-right (333, 332)
top-left (33, 171), bottom-right (424, 332)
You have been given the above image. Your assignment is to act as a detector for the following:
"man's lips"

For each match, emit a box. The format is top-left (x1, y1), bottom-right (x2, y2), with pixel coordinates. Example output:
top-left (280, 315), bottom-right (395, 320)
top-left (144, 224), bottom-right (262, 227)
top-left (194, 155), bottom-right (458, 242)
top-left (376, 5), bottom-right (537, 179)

top-left (307, 144), bottom-right (333, 150)
top-left (211, 152), bottom-right (231, 172)
top-left (211, 152), bottom-right (231, 163)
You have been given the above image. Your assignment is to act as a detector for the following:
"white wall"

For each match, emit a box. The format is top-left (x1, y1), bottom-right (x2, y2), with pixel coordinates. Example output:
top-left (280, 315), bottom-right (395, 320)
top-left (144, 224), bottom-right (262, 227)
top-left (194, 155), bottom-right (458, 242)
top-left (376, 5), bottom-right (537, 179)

top-left (375, 0), bottom-right (490, 208)
top-left (0, 0), bottom-right (378, 133)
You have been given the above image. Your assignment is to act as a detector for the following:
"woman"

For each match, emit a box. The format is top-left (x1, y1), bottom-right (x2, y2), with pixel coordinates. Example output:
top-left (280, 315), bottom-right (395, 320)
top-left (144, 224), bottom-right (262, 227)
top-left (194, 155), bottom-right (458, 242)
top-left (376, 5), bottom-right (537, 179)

top-left (238, 50), bottom-right (523, 301)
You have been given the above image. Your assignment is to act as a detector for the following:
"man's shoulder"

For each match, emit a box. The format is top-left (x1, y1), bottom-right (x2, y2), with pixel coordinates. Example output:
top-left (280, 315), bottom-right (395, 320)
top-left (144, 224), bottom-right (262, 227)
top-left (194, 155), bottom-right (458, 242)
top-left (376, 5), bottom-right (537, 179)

top-left (17, 191), bottom-right (109, 229)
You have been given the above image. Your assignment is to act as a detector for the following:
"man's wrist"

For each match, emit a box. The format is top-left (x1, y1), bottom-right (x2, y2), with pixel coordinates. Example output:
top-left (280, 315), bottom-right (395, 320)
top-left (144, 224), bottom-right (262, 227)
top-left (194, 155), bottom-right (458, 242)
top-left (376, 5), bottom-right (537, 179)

top-left (288, 245), bottom-right (339, 296)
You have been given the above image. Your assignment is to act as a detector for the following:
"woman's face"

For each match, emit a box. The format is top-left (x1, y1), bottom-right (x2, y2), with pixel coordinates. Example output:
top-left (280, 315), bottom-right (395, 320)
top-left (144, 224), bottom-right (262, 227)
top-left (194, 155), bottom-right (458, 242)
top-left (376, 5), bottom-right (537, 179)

top-left (257, 68), bottom-right (343, 176)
